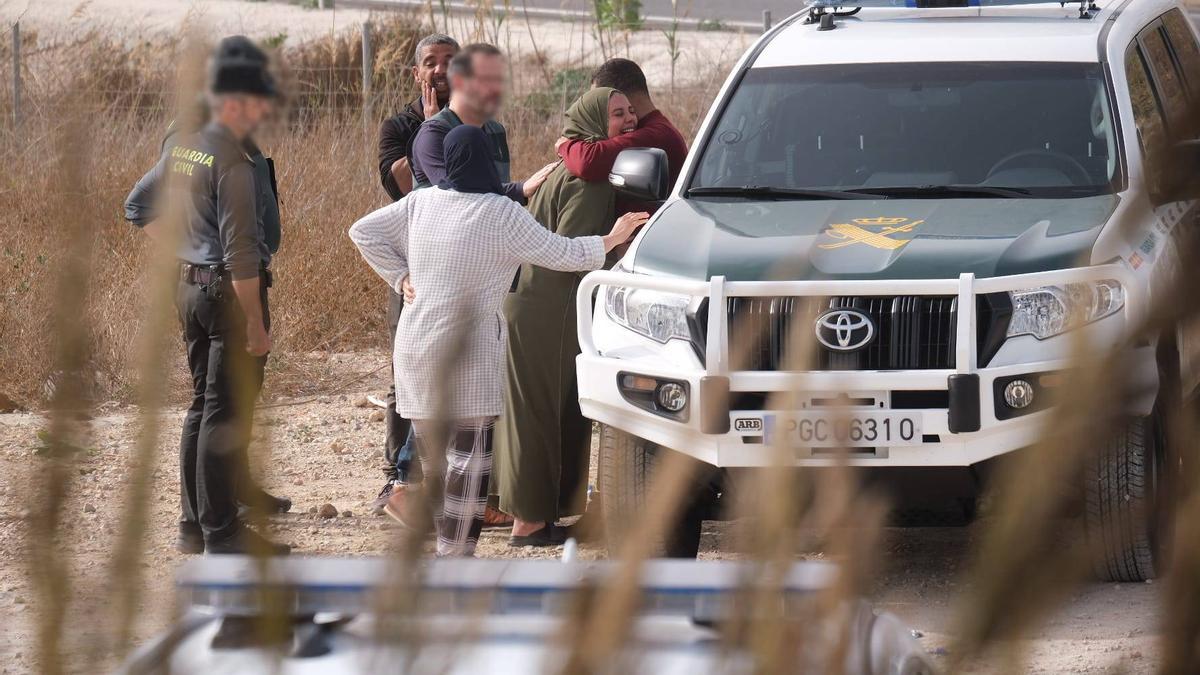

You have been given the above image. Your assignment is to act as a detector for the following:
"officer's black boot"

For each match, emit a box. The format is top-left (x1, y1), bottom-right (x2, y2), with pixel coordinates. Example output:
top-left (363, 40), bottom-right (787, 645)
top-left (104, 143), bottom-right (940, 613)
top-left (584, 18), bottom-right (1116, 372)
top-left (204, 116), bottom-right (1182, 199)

top-left (177, 521), bottom-right (205, 555)
top-left (206, 525), bottom-right (291, 556)
top-left (238, 484), bottom-right (292, 518)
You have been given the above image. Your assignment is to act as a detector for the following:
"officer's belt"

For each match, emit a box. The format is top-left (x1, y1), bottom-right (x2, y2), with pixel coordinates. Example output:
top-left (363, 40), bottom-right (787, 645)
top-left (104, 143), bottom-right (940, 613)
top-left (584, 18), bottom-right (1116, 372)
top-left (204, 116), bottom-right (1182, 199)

top-left (180, 263), bottom-right (273, 288)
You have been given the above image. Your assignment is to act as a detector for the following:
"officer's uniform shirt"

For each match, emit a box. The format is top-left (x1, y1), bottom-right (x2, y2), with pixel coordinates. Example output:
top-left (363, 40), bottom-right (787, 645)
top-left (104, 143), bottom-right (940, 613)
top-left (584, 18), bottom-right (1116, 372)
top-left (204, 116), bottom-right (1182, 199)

top-left (124, 122), bottom-right (273, 280)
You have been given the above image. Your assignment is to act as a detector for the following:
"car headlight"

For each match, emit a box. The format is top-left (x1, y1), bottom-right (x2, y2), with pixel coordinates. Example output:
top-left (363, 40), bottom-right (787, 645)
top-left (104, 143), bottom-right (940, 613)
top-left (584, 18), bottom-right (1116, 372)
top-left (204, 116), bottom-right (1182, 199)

top-left (604, 286), bottom-right (692, 343)
top-left (1007, 279), bottom-right (1124, 340)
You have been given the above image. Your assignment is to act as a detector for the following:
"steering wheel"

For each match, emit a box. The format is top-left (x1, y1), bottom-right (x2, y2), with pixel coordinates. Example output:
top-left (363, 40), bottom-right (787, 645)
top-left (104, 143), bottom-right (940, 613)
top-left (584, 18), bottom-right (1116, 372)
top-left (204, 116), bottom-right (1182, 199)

top-left (984, 149), bottom-right (1093, 186)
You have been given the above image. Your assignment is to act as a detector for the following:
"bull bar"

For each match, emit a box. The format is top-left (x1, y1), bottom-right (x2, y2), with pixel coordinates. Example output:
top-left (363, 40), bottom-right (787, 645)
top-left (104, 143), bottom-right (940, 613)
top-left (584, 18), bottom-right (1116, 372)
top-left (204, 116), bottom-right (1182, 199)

top-left (575, 264), bottom-right (1141, 467)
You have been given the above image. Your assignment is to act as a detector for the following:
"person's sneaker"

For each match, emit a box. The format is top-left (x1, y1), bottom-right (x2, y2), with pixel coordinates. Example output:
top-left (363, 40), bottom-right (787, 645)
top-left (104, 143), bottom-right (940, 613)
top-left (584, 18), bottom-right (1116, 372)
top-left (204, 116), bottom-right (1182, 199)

top-left (177, 521), bottom-right (205, 554)
top-left (371, 479), bottom-right (399, 516)
top-left (383, 485), bottom-right (421, 530)
top-left (205, 527), bottom-right (291, 556)
top-left (482, 506), bottom-right (514, 530)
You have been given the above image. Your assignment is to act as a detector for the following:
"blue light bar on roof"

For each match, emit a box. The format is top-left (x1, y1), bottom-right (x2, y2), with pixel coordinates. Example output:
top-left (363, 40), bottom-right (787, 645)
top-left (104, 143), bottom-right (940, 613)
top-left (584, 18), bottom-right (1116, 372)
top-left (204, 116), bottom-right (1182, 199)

top-left (177, 556), bottom-right (839, 621)
top-left (808, 0), bottom-right (1081, 7)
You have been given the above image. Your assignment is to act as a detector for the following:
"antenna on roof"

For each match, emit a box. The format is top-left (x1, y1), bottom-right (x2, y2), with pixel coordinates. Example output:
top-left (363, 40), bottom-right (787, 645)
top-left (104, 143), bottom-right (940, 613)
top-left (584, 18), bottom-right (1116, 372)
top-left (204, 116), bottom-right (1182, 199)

top-left (1067, 0), bottom-right (1101, 20)
top-left (803, 4), bottom-right (861, 30)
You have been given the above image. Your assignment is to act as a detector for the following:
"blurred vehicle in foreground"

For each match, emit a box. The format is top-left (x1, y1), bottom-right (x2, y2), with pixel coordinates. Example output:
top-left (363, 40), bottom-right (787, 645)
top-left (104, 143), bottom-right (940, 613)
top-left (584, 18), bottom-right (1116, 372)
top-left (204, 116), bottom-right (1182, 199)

top-left (116, 555), bottom-right (933, 674)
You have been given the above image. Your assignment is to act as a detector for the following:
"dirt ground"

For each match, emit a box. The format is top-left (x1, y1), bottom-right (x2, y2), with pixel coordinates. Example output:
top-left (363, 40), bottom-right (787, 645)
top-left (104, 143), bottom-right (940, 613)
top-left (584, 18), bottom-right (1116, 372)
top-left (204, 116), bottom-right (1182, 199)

top-left (0, 349), bottom-right (1162, 674)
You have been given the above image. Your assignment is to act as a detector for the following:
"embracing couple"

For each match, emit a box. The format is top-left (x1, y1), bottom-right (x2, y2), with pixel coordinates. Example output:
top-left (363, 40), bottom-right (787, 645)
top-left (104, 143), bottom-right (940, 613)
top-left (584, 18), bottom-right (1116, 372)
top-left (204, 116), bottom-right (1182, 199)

top-left (353, 52), bottom-right (686, 556)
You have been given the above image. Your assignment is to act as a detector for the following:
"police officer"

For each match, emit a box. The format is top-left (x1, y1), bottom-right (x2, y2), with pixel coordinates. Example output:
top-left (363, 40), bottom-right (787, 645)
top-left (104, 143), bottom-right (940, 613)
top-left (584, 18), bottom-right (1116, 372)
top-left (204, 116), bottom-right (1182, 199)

top-left (124, 36), bottom-right (289, 555)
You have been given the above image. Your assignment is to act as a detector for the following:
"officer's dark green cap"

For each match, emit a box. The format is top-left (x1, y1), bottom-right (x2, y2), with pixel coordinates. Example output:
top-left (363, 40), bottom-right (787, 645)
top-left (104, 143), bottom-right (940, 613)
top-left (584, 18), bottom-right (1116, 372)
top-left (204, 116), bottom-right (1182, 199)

top-left (209, 35), bottom-right (278, 98)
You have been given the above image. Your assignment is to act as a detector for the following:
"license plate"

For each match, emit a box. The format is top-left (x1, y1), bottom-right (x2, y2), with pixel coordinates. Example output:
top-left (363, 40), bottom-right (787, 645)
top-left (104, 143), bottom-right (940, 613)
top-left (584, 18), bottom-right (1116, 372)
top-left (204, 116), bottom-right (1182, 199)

top-left (752, 411), bottom-right (922, 447)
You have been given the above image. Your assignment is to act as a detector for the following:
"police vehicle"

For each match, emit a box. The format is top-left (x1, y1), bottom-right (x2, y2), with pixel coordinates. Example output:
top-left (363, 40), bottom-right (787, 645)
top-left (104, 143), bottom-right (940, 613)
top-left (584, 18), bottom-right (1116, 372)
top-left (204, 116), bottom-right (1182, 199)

top-left (118, 556), bottom-right (933, 674)
top-left (579, 0), bottom-right (1200, 581)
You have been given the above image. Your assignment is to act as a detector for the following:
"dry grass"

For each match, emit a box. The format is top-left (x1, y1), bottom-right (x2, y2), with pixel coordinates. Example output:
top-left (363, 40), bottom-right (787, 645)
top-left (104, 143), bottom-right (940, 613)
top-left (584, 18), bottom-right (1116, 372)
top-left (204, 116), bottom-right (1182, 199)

top-left (0, 15), bottom-right (725, 407)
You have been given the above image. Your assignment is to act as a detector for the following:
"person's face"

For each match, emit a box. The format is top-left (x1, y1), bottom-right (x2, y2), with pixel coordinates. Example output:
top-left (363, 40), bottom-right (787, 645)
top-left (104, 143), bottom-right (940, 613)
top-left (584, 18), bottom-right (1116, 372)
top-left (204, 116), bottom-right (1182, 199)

top-left (455, 53), bottom-right (506, 118)
top-left (230, 95), bottom-right (274, 135)
top-left (606, 92), bottom-right (637, 138)
top-left (412, 43), bottom-right (457, 100)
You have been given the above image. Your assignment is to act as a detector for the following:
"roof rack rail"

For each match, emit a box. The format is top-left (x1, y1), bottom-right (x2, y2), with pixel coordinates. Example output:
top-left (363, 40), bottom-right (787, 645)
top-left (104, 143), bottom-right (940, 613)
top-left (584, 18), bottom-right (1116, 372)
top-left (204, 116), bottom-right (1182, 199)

top-left (805, 0), bottom-right (1100, 29)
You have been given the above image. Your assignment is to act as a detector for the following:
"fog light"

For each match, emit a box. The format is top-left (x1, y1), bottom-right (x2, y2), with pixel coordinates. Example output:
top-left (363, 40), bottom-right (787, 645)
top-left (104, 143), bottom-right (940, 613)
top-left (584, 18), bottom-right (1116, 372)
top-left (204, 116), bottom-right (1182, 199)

top-left (1003, 379), bottom-right (1035, 409)
top-left (656, 382), bottom-right (688, 412)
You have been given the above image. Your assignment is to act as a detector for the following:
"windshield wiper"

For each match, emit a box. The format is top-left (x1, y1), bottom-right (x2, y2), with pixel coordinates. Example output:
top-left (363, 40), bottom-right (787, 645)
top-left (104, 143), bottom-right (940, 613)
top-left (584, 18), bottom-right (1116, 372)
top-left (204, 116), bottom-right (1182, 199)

top-left (687, 185), bottom-right (883, 200)
top-left (846, 185), bottom-right (1034, 199)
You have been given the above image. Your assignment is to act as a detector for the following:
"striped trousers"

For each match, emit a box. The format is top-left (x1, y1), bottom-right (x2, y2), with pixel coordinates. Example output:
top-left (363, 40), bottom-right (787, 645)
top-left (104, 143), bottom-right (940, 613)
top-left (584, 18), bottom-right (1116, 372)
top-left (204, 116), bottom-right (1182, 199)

top-left (412, 417), bottom-right (495, 557)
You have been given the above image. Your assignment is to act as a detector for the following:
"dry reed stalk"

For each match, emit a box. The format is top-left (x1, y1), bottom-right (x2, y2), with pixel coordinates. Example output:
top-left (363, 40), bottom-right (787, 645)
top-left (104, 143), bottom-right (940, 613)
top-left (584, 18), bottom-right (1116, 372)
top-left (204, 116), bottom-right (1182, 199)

top-left (944, 340), bottom-right (1102, 670)
top-left (949, 216), bottom-right (1200, 672)
top-left (1159, 364), bottom-right (1200, 673)
top-left (102, 34), bottom-right (210, 660)
top-left (366, 300), bottom-right (482, 674)
top-left (554, 447), bottom-right (700, 675)
top-left (24, 73), bottom-right (96, 675)
top-left (697, 255), bottom-right (891, 674)
top-left (1160, 484), bottom-right (1200, 673)
top-left (1143, 217), bottom-right (1200, 675)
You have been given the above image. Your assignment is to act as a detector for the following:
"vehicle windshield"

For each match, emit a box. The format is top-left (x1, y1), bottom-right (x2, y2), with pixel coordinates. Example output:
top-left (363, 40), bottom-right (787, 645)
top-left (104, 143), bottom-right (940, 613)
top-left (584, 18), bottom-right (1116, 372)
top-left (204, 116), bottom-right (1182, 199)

top-left (691, 62), bottom-right (1119, 198)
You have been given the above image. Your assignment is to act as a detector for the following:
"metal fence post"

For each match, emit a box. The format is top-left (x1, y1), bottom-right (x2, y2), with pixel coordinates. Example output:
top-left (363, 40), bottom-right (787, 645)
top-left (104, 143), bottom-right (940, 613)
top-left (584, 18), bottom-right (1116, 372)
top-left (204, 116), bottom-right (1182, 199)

top-left (361, 21), bottom-right (373, 121)
top-left (11, 21), bottom-right (20, 128)
top-left (762, 10), bottom-right (772, 32)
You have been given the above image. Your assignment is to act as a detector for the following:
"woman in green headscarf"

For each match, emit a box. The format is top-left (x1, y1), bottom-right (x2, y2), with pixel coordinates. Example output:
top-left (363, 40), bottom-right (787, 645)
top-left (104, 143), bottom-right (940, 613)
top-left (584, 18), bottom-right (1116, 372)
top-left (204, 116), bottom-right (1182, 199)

top-left (495, 87), bottom-right (649, 546)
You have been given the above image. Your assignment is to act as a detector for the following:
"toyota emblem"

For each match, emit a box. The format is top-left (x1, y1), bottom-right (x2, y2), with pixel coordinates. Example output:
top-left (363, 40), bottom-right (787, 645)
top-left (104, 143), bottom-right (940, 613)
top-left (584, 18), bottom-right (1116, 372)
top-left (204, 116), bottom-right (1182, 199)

top-left (814, 308), bottom-right (875, 352)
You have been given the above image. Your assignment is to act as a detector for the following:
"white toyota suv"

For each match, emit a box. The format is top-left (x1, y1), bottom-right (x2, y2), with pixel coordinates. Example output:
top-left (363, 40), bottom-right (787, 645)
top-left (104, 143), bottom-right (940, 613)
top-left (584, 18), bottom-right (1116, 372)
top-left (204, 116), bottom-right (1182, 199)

top-left (579, 0), bottom-right (1200, 581)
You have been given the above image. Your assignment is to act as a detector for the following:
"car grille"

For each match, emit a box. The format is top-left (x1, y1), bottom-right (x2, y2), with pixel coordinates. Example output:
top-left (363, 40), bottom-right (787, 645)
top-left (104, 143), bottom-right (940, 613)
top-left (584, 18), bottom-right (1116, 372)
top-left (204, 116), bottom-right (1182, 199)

top-left (703, 294), bottom-right (1009, 372)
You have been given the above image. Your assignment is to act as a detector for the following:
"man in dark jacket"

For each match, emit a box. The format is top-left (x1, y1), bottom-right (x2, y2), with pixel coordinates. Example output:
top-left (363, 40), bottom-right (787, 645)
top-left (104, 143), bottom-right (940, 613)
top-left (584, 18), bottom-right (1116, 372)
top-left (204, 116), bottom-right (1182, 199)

top-left (409, 43), bottom-right (557, 202)
top-left (124, 36), bottom-right (289, 555)
top-left (371, 34), bottom-right (460, 515)
top-left (377, 34), bottom-right (459, 201)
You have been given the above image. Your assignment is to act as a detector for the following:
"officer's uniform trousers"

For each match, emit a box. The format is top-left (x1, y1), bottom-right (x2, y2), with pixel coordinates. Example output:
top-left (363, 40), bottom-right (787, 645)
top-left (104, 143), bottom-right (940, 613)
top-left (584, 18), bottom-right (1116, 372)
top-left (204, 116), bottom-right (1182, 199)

top-left (176, 269), bottom-right (270, 542)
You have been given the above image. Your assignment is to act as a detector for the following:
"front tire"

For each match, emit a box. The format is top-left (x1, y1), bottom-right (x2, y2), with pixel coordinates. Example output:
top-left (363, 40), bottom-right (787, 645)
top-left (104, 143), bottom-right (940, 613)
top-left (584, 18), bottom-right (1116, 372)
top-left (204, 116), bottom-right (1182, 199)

top-left (1084, 415), bottom-right (1162, 581)
top-left (597, 424), bottom-right (658, 555)
top-left (597, 425), bottom-right (723, 558)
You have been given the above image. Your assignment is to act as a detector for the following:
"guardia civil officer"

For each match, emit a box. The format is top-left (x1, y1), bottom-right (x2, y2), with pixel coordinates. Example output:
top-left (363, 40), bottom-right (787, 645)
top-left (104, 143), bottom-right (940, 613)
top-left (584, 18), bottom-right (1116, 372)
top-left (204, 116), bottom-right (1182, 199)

top-left (124, 36), bottom-right (290, 555)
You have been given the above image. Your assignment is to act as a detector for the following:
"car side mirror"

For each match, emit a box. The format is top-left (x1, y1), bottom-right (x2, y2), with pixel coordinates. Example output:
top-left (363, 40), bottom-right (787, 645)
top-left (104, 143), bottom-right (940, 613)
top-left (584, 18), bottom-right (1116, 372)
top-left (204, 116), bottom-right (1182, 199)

top-left (609, 148), bottom-right (670, 202)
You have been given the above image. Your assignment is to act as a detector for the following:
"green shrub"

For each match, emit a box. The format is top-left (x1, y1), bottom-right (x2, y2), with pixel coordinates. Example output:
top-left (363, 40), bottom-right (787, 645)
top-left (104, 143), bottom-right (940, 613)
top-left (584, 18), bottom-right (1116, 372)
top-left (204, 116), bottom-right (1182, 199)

top-left (521, 67), bottom-right (593, 119)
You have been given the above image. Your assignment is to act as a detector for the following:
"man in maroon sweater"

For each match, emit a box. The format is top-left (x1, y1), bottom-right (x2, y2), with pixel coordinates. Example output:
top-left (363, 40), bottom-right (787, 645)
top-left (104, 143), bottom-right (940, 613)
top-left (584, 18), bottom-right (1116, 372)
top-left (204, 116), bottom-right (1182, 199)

top-left (554, 58), bottom-right (688, 199)
top-left (549, 59), bottom-right (692, 548)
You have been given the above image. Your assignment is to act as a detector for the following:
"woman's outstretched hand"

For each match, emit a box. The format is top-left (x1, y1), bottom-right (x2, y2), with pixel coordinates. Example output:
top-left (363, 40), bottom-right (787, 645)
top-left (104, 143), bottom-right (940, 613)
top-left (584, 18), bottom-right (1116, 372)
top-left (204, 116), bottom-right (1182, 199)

top-left (401, 275), bottom-right (416, 304)
top-left (602, 211), bottom-right (650, 252)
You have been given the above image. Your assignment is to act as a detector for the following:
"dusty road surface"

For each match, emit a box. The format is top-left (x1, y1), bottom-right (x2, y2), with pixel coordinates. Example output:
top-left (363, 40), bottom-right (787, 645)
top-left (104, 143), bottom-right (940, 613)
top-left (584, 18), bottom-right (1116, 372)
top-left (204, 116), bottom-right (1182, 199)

top-left (0, 349), bottom-right (1162, 674)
